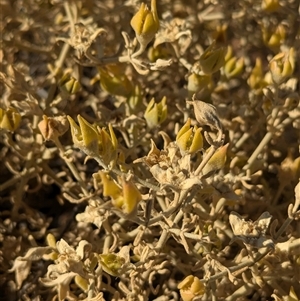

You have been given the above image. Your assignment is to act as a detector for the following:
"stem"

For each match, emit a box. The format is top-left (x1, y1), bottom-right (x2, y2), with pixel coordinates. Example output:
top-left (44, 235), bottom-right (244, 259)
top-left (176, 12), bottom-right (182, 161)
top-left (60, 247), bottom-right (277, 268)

top-left (243, 85), bottom-right (280, 171)
top-left (233, 132), bottom-right (250, 151)
top-left (273, 217), bottom-right (293, 242)
top-left (195, 145), bottom-right (217, 176)
top-left (93, 154), bottom-right (161, 192)
top-left (11, 151), bottom-right (36, 218)
top-left (242, 131), bottom-right (273, 171)
top-left (54, 138), bottom-right (89, 196)
top-left (207, 247), bottom-right (271, 283)
top-left (0, 167), bottom-right (37, 191)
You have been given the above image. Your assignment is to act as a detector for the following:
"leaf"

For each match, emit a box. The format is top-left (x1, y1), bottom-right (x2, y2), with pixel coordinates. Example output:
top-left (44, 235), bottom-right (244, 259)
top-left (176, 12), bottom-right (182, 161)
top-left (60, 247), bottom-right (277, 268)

top-left (8, 258), bottom-right (32, 289)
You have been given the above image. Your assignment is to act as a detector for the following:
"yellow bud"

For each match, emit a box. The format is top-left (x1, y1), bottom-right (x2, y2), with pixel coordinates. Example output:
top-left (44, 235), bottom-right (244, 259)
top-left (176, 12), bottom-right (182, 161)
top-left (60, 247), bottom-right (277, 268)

top-left (288, 286), bottom-right (299, 301)
top-left (144, 96), bottom-right (167, 128)
top-left (127, 83), bottom-right (143, 111)
top-left (46, 233), bottom-right (57, 248)
top-left (212, 23), bottom-right (228, 45)
top-left (269, 48), bottom-right (295, 85)
top-left (38, 115), bottom-right (69, 141)
top-left (120, 179), bottom-right (142, 215)
top-left (261, 0), bottom-right (280, 12)
top-left (98, 171), bottom-right (122, 200)
top-left (97, 124), bottom-right (118, 166)
top-left (111, 179), bottom-right (142, 215)
top-left (147, 45), bottom-right (171, 62)
top-left (67, 115), bottom-right (99, 154)
top-left (108, 123), bottom-right (118, 151)
top-left (262, 24), bottom-right (286, 52)
top-left (247, 58), bottom-right (267, 91)
top-left (202, 144), bottom-right (228, 177)
top-left (130, 0), bottom-right (159, 49)
top-left (43, 233), bottom-right (59, 261)
top-left (0, 107), bottom-right (21, 132)
top-left (224, 56), bottom-right (244, 79)
top-left (58, 73), bottom-right (81, 95)
top-left (77, 115), bottom-right (99, 151)
top-left (117, 150), bottom-right (129, 173)
top-left (75, 275), bottom-right (88, 292)
top-left (176, 118), bottom-right (203, 154)
top-left (187, 73), bottom-right (213, 99)
top-left (98, 171), bottom-right (142, 215)
top-left (224, 46), bottom-right (233, 62)
top-left (199, 41), bottom-right (226, 74)
top-left (99, 66), bottom-right (133, 97)
top-left (178, 275), bottom-right (205, 301)
top-left (99, 253), bottom-right (125, 277)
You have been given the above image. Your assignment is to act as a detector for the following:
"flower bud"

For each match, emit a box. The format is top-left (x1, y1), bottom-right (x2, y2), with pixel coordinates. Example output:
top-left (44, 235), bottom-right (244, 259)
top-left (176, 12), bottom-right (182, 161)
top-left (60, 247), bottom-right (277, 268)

top-left (114, 178), bottom-right (142, 215)
top-left (98, 171), bottom-right (122, 200)
top-left (97, 123), bottom-right (118, 166)
top-left (199, 41), bottom-right (226, 74)
top-left (247, 58), bottom-right (267, 91)
top-left (99, 253), bottom-right (125, 277)
top-left (224, 45), bottom-right (233, 62)
top-left (99, 66), bottom-right (133, 97)
top-left (176, 118), bottom-right (203, 154)
top-left (147, 45), bottom-right (171, 62)
top-left (0, 107), bottom-right (21, 132)
top-left (212, 23), bottom-right (228, 45)
top-left (178, 275), bottom-right (205, 301)
top-left (38, 115), bottom-right (69, 141)
top-left (223, 56), bottom-right (244, 79)
top-left (67, 115), bottom-right (99, 155)
top-left (127, 83), bottom-right (143, 112)
top-left (98, 171), bottom-right (141, 215)
top-left (262, 24), bottom-right (286, 52)
top-left (58, 72), bottom-right (81, 95)
top-left (269, 48), bottom-right (295, 85)
top-left (44, 233), bottom-right (58, 261)
top-left (46, 233), bottom-right (57, 248)
top-left (144, 96), bottom-right (167, 128)
top-left (187, 73), bottom-right (213, 99)
top-left (130, 0), bottom-right (160, 50)
top-left (261, 0), bottom-right (280, 12)
top-left (75, 275), bottom-right (88, 292)
top-left (117, 150), bottom-right (129, 173)
top-left (201, 144), bottom-right (228, 177)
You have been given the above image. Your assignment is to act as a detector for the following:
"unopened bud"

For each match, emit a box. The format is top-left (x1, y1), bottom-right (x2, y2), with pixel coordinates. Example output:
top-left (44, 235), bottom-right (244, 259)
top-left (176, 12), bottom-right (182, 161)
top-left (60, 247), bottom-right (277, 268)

top-left (99, 253), bottom-right (125, 277)
top-left (247, 58), bottom-right (267, 91)
top-left (201, 144), bottom-right (228, 177)
top-left (262, 0), bottom-right (280, 12)
top-left (118, 178), bottom-right (142, 215)
top-left (58, 73), bottom-right (81, 95)
top-left (176, 118), bottom-right (203, 154)
top-left (127, 83), bottom-right (143, 111)
top-left (224, 56), bottom-right (244, 79)
top-left (187, 73), bottom-right (213, 99)
top-left (130, 0), bottom-right (159, 50)
top-left (269, 48), bottom-right (295, 85)
top-left (67, 115), bottom-right (99, 155)
top-left (199, 41), bottom-right (226, 74)
top-left (75, 275), bottom-right (88, 292)
top-left (98, 171), bottom-right (122, 200)
top-left (0, 107), bottom-right (21, 132)
top-left (144, 96), bottom-right (167, 128)
top-left (262, 24), bottom-right (286, 52)
top-left (178, 275), bottom-right (205, 301)
top-left (99, 66), bottom-right (133, 97)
